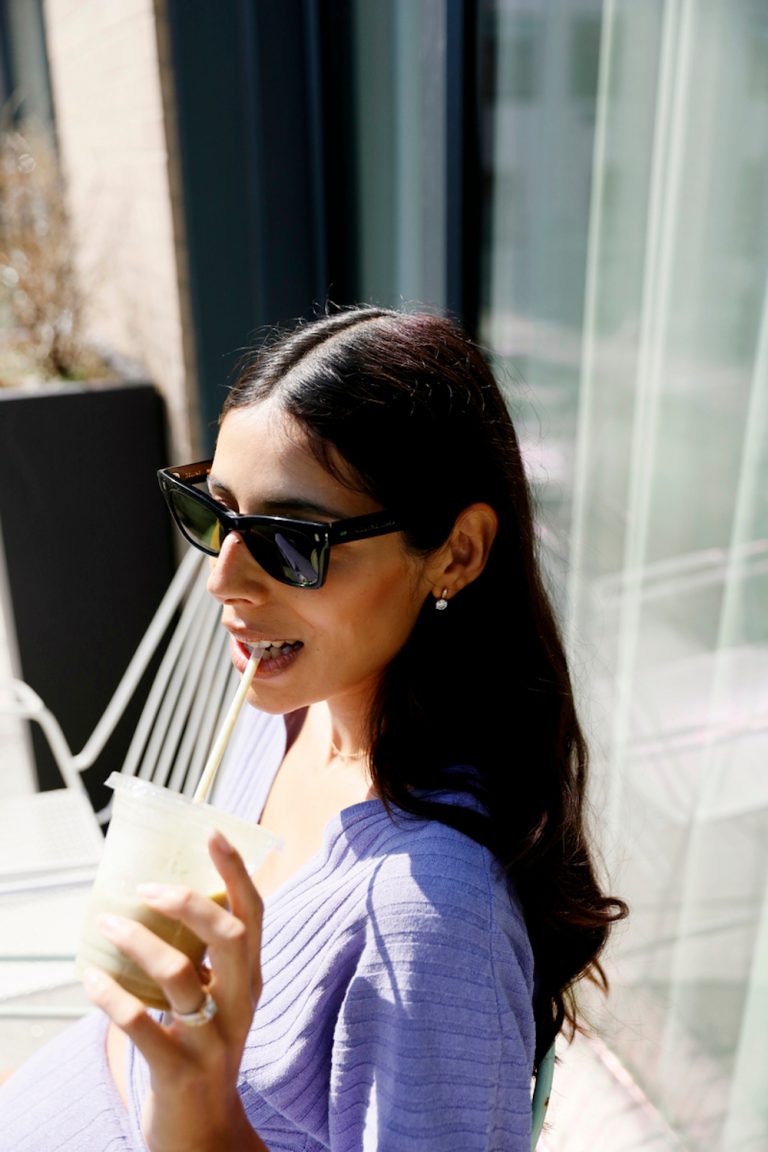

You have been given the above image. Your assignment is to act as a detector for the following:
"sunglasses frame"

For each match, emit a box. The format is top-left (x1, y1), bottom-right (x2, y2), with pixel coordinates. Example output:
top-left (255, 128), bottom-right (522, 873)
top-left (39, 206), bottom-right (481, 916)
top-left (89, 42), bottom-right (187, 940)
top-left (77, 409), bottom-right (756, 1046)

top-left (157, 461), bottom-right (401, 589)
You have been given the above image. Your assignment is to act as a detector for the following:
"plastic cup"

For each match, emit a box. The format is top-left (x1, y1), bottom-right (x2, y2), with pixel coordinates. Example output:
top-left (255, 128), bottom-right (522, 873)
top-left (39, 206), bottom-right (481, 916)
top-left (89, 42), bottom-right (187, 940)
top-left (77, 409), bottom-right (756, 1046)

top-left (75, 772), bottom-right (280, 1009)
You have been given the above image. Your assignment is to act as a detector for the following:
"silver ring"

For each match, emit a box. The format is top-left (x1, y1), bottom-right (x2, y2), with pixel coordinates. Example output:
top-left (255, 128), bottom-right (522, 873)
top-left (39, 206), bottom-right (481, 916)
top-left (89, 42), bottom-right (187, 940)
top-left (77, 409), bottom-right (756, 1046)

top-left (170, 990), bottom-right (218, 1028)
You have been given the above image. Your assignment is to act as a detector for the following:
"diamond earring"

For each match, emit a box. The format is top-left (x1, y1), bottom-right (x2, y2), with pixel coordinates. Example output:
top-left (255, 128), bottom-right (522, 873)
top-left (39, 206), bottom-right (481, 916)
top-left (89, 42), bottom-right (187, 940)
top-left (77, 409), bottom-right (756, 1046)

top-left (435, 588), bottom-right (448, 611)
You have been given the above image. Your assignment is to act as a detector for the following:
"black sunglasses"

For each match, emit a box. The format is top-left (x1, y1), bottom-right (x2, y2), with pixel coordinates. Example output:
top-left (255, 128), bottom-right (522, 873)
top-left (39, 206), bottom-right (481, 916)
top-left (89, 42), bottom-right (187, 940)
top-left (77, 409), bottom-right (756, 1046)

top-left (157, 461), bottom-right (401, 589)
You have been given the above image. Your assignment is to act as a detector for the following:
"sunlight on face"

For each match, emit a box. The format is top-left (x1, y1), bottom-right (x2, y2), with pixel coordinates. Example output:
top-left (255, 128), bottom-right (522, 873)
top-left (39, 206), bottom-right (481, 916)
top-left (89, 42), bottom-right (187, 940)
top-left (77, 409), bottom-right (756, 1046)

top-left (207, 403), bottom-right (435, 718)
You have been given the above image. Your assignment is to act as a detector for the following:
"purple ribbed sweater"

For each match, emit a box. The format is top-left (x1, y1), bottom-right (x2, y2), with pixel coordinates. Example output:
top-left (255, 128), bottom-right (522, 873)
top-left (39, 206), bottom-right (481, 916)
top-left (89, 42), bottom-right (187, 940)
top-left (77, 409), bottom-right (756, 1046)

top-left (0, 708), bottom-right (535, 1151)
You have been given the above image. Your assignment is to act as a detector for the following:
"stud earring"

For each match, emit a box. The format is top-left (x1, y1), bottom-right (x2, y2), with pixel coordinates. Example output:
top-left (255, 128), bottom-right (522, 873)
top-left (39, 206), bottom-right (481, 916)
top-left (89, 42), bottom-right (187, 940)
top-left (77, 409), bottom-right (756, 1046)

top-left (435, 589), bottom-right (449, 611)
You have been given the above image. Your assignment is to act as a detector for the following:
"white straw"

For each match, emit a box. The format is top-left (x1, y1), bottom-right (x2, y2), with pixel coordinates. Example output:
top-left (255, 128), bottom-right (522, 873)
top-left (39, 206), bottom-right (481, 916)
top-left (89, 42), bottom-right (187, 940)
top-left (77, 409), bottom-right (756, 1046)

top-left (193, 648), bottom-right (262, 803)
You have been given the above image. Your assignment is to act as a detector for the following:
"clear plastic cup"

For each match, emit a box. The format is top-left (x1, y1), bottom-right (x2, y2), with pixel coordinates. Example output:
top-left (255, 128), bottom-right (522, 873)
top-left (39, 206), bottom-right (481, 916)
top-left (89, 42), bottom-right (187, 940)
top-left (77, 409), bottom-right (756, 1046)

top-left (75, 772), bottom-right (280, 1009)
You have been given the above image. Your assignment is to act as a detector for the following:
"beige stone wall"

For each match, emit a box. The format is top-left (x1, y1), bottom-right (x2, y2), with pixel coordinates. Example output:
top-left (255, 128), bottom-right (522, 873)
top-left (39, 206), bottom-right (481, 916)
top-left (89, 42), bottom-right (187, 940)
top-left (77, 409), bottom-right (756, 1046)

top-left (42, 0), bottom-right (199, 461)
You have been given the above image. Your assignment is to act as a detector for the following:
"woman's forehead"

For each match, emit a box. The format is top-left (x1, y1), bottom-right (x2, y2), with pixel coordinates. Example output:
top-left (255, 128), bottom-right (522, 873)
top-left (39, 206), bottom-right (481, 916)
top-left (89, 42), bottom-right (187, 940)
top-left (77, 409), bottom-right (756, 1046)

top-left (213, 404), bottom-right (370, 516)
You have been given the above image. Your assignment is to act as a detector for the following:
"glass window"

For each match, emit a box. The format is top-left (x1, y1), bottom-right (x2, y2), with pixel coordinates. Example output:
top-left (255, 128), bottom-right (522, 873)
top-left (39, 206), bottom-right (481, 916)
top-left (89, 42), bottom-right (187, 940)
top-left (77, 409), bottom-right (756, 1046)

top-left (349, 0), bottom-right (448, 308)
top-left (1, 0), bottom-right (52, 126)
top-left (569, 14), bottom-right (602, 101)
top-left (478, 1), bottom-right (768, 1147)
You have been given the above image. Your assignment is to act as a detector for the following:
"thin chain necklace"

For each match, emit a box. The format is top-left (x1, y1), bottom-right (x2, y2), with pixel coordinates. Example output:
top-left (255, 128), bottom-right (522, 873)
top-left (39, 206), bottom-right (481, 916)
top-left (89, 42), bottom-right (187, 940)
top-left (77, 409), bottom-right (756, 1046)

top-left (330, 741), bottom-right (366, 762)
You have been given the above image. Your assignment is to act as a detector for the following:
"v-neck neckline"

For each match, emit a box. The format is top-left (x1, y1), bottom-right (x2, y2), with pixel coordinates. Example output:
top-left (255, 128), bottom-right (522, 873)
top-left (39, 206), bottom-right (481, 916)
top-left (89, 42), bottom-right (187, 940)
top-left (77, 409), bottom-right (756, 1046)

top-left (253, 709), bottom-right (386, 906)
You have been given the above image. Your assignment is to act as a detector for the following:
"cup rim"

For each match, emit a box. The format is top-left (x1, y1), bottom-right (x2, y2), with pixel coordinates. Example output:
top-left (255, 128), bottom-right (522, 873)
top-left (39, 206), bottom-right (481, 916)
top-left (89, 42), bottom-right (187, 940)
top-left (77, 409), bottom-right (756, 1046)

top-left (105, 771), bottom-right (282, 851)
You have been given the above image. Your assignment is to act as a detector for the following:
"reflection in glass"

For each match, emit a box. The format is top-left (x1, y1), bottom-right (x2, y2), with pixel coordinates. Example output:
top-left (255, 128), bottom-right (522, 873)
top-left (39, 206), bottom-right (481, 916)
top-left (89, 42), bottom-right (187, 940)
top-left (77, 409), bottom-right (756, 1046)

top-left (479, 1), bottom-right (768, 1147)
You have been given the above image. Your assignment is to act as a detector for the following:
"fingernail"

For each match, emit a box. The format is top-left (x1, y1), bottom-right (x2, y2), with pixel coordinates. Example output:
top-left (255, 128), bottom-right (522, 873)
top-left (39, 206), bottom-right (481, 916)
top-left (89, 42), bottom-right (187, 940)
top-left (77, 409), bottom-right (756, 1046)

top-left (97, 913), bottom-right (127, 936)
top-left (83, 966), bottom-right (105, 989)
top-left (137, 882), bottom-right (175, 900)
top-left (210, 830), bottom-right (234, 855)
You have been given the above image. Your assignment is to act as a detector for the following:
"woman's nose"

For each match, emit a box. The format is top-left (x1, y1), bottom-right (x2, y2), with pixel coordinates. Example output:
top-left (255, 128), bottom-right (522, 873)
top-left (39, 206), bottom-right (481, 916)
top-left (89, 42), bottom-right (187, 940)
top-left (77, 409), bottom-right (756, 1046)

top-left (206, 531), bottom-right (268, 603)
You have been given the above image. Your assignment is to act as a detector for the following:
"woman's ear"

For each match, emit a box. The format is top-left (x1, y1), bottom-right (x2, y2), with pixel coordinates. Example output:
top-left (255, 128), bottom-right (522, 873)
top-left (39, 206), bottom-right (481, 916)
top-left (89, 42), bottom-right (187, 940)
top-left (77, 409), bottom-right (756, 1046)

top-left (427, 503), bottom-right (498, 600)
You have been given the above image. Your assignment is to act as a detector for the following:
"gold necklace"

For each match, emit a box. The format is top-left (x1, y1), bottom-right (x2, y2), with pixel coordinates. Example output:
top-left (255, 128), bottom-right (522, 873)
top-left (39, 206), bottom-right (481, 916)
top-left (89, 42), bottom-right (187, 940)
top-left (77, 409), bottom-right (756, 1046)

top-left (330, 741), bottom-right (366, 762)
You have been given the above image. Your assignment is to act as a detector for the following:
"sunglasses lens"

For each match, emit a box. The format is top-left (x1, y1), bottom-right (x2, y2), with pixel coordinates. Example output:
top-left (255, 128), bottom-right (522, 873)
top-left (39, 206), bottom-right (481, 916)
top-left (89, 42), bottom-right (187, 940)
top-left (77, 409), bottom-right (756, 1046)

top-left (163, 477), bottom-right (326, 587)
top-left (242, 526), bottom-right (323, 588)
top-left (169, 489), bottom-right (223, 553)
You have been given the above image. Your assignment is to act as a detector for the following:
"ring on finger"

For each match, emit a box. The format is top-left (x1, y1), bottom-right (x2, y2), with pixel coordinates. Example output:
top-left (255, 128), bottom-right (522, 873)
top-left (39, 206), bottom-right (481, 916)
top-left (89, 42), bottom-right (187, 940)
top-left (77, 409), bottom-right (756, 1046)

top-left (170, 989), bottom-right (218, 1028)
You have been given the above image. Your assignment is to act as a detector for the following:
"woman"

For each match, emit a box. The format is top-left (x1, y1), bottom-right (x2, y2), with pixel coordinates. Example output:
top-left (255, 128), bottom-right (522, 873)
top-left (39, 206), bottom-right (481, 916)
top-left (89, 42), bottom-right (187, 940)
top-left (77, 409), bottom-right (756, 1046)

top-left (0, 305), bottom-right (627, 1151)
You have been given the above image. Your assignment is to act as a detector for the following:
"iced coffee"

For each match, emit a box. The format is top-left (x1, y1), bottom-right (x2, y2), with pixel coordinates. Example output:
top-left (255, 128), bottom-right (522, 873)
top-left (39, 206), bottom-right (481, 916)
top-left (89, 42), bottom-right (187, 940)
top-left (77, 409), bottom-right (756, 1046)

top-left (76, 772), bottom-right (279, 1009)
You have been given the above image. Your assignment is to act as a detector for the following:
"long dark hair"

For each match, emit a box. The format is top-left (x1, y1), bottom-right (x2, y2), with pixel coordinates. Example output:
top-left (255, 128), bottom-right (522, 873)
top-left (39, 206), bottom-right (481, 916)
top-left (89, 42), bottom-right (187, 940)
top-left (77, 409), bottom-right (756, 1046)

top-left (223, 304), bottom-right (628, 1068)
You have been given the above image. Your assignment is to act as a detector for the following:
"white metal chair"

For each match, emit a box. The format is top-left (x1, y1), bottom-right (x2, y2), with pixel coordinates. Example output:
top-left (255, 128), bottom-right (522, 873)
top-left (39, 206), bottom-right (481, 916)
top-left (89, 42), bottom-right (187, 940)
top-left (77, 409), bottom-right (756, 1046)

top-left (0, 548), bottom-right (237, 870)
top-left (0, 548), bottom-right (239, 1018)
top-left (531, 1041), bottom-right (556, 1148)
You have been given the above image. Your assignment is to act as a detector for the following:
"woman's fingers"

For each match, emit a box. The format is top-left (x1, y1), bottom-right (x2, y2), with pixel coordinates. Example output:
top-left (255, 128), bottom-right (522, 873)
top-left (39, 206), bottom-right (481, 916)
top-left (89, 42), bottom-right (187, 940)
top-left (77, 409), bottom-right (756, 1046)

top-left (130, 833), bottom-right (264, 1013)
top-left (83, 967), bottom-right (182, 1068)
top-left (96, 913), bottom-right (210, 1018)
top-left (207, 829), bottom-right (263, 927)
top-left (81, 836), bottom-right (268, 1152)
top-left (207, 831), bottom-right (265, 1002)
top-left (88, 833), bottom-right (263, 1057)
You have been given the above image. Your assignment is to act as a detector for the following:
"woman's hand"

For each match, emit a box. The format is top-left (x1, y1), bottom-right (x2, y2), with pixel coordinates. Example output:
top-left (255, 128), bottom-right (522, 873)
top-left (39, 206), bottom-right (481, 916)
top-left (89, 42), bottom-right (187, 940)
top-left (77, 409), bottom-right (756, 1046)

top-left (83, 831), bottom-right (268, 1152)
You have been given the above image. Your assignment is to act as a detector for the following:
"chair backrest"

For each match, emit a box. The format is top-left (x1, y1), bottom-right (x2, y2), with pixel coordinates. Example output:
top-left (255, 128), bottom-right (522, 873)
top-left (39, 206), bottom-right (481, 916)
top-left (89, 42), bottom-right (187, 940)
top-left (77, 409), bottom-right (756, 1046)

top-left (117, 553), bottom-right (240, 800)
top-left (2, 548), bottom-right (240, 821)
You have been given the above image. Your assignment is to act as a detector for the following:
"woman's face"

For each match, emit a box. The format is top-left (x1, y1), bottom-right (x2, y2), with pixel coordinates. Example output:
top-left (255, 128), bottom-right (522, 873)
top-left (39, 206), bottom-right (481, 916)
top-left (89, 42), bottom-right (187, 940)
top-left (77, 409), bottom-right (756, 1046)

top-left (207, 402), bottom-right (436, 718)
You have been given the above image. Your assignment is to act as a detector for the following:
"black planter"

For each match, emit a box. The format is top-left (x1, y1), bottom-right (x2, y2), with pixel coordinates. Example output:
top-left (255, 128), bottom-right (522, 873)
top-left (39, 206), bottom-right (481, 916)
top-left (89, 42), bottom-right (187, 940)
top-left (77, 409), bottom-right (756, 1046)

top-left (0, 380), bottom-right (177, 810)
